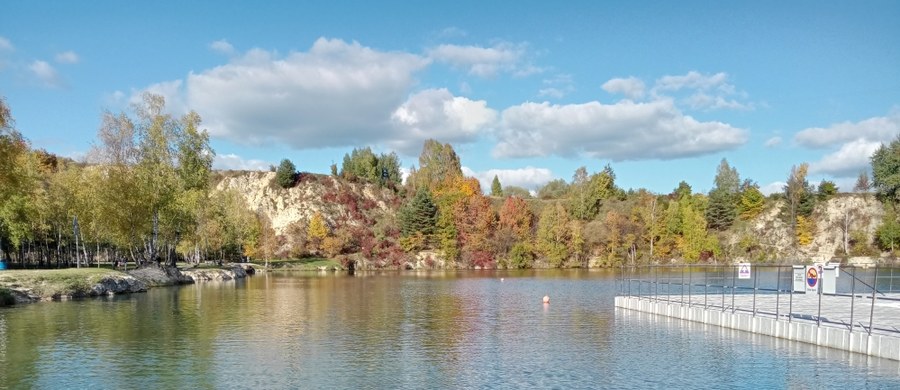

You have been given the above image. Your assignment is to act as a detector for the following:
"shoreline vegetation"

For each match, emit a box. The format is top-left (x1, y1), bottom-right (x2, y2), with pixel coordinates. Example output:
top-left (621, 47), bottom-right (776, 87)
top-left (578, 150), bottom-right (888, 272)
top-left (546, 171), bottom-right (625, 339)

top-left (4, 91), bottom-right (900, 308)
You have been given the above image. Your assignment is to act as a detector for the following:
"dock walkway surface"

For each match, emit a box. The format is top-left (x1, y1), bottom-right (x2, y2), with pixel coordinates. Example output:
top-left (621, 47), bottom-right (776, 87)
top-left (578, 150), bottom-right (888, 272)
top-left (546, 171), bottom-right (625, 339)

top-left (616, 292), bottom-right (900, 361)
top-left (652, 291), bottom-right (900, 336)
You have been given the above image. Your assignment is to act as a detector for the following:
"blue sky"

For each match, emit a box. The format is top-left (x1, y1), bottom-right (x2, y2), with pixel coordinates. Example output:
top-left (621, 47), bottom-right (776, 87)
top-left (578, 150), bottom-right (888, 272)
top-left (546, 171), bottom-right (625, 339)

top-left (2, 1), bottom-right (899, 195)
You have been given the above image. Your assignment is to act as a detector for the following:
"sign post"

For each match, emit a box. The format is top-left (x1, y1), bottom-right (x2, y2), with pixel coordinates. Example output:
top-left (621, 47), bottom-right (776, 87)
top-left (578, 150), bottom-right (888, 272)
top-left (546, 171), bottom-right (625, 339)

top-left (805, 265), bottom-right (820, 293)
top-left (738, 263), bottom-right (751, 280)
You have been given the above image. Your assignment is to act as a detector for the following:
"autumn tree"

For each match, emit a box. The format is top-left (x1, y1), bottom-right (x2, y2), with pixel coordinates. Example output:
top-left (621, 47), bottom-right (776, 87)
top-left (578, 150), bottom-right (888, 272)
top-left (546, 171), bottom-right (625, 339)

top-left (406, 139), bottom-right (462, 193)
top-left (340, 147), bottom-right (402, 186)
top-left (537, 179), bottom-right (568, 199)
top-left (738, 183), bottom-right (765, 220)
top-left (453, 193), bottom-right (495, 267)
top-left (307, 212), bottom-right (329, 253)
top-left (536, 202), bottom-right (571, 267)
top-left (503, 186), bottom-right (532, 198)
top-left (496, 196), bottom-right (533, 259)
top-left (782, 163), bottom-right (814, 245)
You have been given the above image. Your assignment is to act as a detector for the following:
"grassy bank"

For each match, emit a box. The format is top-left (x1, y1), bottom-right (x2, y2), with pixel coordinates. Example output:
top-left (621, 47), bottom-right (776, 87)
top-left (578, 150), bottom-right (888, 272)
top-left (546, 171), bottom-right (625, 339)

top-left (0, 268), bottom-right (126, 301)
top-left (265, 258), bottom-right (341, 271)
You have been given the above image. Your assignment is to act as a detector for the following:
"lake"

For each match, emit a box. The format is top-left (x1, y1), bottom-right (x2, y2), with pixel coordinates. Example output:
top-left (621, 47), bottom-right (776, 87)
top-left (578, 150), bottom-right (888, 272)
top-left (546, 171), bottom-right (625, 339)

top-left (1, 269), bottom-right (899, 389)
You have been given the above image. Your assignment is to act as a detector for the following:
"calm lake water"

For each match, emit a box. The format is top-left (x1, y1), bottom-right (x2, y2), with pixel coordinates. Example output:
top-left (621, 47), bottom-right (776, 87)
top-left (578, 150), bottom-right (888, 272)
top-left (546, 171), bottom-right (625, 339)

top-left (1, 270), bottom-right (899, 389)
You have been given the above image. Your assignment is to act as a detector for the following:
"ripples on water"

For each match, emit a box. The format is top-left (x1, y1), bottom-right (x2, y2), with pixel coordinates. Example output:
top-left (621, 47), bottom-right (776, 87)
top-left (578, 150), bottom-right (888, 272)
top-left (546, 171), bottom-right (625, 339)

top-left (1, 269), bottom-right (899, 389)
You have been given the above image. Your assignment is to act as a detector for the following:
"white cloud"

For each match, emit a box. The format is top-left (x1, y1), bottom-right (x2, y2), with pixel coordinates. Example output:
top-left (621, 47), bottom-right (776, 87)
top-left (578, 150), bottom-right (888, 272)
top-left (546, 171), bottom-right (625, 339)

top-left (683, 92), bottom-right (752, 111)
top-left (209, 39), bottom-right (235, 55)
top-left (390, 88), bottom-right (496, 154)
top-left (809, 138), bottom-right (882, 177)
top-left (462, 166), bottom-right (555, 191)
top-left (55, 51), bottom-right (79, 64)
top-left (539, 74), bottom-right (574, 99)
top-left (794, 112), bottom-right (900, 148)
top-left (760, 181), bottom-right (786, 196)
top-left (130, 80), bottom-right (187, 114)
top-left (28, 60), bottom-right (61, 87)
top-left (764, 136), bottom-right (782, 148)
top-left (654, 71), bottom-right (730, 92)
top-left (135, 38), bottom-right (431, 150)
top-left (427, 42), bottom-right (537, 78)
top-left (602, 77), bottom-right (645, 99)
top-left (0, 36), bottom-right (14, 51)
top-left (492, 99), bottom-right (747, 161)
top-left (648, 71), bottom-right (752, 111)
top-left (436, 27), bottom-right (467, 39)
top-left (213, 153), bottom-right (271, 171)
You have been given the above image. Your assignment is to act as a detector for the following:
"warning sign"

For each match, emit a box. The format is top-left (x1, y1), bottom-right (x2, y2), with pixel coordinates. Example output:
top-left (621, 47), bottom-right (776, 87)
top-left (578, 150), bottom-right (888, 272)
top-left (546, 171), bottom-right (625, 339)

top-left (805, 266), bottom-right (819, 292)
top-left (738, 263), bottom-right (751, 279)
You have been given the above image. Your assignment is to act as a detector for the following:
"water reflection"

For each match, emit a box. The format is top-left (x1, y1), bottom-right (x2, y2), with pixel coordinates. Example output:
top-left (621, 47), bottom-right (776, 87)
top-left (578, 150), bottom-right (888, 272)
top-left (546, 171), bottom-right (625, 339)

top-left (0, 270), bottom-right (898, 389)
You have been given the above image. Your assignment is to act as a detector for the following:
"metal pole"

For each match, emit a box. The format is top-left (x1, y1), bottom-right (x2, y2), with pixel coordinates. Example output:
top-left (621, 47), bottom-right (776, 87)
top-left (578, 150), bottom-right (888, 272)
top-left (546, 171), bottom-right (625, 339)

top-left (655, 265), bottom-right (659, 302)
top-left (850, 266), bottom-right (856, 332)
top-left (753, 266), bottom-right (758, 316)
top-left (817, 275), bottom-right (823, 327)
top-left (704, 265), bottom-right (709, 308)
top-left (869, 265), bottom-right (879, 335)
top-left (681, 266), bottom-right (685, 305)
top-left (789, 268), bottom-right (794, 323)
top-left (721, 265), bottom-right (726, 311)
top-left (774, 266), bottom-right (781, 319)
top-left (732, 264), bottom-right (736, 313)
top-left (688, 266), bottom-right (692, 307)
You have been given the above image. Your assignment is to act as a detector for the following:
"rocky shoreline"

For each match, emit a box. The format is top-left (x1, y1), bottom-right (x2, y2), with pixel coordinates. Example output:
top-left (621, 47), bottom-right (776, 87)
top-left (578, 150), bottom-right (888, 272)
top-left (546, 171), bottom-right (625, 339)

top-left (0, 264), bottom-right (252, 306)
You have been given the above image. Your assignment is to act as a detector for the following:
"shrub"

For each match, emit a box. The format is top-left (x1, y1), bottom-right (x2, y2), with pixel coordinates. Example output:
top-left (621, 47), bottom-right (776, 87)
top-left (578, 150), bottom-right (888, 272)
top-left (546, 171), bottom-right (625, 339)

top-left (0, 288), bottom-right (15, 306)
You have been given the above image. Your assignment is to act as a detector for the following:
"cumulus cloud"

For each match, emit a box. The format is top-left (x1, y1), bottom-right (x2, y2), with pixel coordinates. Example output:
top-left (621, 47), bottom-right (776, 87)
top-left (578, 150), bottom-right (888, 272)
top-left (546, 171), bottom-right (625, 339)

top-left (55, 51), bottom-right (79, 64)
top-left (390, 88), bottom-right (496, 154)
top-left (492, 99), bottom-right (747, 161)
top-left (794, 112), bottom-right (900, 148)
top-left (764, 136), bottom-right (782, 148)
top-left (134, 38), bottom-right (432, 150)
top-left (29, 60), bottom-right (62, 87)
top-left (462, 166), bottom-right (555, 191)
top-left (602, 77), bottom-right (645, 99)
top-left (0, 36), bottom-right (14, 51)
top-left (427, 42), bottom-right (538, 78)
top-left (209, 39), bottom-right (235, 55)
top-left (213, 153), bottom-right (271, 171)
top-left (809, 138), bottom-right (882, 177)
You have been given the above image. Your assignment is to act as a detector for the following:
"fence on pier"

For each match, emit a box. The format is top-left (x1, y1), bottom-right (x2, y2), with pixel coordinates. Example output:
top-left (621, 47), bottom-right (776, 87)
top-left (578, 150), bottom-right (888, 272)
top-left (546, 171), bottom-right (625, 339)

top-left (618, 264), bottom-right (900, 336)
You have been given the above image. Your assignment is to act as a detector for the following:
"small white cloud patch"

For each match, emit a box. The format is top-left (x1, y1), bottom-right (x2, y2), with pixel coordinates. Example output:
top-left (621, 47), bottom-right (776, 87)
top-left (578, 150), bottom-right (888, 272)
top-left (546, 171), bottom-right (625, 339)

top-left (29, 60), bottom-right (61, 87)
top-left (0, 36), bottom-right (13, 51)
top-left (209, 39), bottom-right (235, 55)
top-left (55, 51), bottom-right (79, 64)
top-left (602, 77), bottom-right (645, 100)
top-left (213, 153), bottom-right (271, 171)
top-left (462, 166), bottom-right (555, 192)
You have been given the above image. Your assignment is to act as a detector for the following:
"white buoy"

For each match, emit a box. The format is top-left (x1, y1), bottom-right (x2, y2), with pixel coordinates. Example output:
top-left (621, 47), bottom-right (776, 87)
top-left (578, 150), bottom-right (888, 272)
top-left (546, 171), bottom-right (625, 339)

top-left (501, 278), bottom-right (505, 282)
top-left (543, 295), bottom-right (550, 304)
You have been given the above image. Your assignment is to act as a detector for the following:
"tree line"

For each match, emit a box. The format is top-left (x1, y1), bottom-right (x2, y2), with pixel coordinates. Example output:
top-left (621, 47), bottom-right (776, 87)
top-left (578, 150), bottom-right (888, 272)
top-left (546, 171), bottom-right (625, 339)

top-left (0, 94), bottom-right (263, 268)
top-left (3, 93), bottom-right (900, 269)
